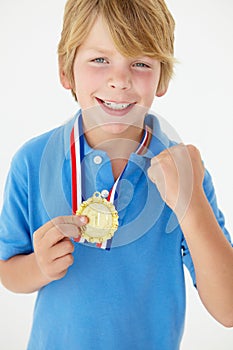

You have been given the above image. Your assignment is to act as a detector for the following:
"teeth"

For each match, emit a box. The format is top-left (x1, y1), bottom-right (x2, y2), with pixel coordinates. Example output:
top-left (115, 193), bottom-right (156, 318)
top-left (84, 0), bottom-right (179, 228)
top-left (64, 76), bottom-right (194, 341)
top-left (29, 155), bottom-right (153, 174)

top-left (103, 101), bottom-right (131, 110)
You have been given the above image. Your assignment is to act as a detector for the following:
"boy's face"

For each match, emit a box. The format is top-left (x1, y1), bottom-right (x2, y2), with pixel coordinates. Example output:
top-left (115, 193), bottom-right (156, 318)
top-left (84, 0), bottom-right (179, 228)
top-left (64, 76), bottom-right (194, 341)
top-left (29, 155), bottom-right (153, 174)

top-left (61, 16), bottom-right (164, 135)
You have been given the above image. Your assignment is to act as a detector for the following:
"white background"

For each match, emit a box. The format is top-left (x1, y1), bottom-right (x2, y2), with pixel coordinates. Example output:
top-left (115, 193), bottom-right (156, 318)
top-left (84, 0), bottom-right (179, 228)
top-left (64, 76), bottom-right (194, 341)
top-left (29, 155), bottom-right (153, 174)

top-left (0, 0), bottom-right (232, 349)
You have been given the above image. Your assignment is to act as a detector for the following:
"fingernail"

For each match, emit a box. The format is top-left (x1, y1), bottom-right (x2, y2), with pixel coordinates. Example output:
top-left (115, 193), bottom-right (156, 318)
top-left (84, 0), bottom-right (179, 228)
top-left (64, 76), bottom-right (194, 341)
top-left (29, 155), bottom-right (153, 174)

top-left (79, 216), bottom-right (88, 224)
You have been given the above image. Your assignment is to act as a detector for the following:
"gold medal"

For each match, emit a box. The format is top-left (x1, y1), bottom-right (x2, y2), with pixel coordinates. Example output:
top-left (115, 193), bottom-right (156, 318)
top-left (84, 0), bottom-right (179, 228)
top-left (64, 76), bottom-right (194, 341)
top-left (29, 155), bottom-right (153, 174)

top-left (76, 192), bottom-right (119, 243)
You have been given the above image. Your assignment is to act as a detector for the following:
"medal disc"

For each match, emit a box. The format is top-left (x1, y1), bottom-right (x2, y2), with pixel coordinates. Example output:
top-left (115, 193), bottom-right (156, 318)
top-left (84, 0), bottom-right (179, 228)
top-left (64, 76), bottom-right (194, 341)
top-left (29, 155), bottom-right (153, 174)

top-left (76, 192), bottom-right (119, 243)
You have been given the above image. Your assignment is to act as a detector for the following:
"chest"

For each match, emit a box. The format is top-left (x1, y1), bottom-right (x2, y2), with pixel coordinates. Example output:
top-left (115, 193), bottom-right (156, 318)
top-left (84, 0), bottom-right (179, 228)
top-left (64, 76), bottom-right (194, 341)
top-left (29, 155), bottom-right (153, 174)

top-left (111, 158), bottom-right (128, 180)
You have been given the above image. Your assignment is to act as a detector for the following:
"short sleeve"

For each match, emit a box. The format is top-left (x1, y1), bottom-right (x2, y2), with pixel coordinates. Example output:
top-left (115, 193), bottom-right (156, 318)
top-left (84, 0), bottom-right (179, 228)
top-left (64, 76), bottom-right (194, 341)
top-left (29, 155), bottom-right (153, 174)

top-left (0, 154), bottom-right (32, 260)
top-left (182, 168), bottom-right (232, 287)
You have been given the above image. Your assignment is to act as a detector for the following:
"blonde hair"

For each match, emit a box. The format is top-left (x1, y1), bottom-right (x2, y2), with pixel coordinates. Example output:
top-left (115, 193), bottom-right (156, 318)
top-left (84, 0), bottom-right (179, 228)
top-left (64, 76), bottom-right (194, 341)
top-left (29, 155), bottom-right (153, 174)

top-left (58, 0), bottom-right (175, 98)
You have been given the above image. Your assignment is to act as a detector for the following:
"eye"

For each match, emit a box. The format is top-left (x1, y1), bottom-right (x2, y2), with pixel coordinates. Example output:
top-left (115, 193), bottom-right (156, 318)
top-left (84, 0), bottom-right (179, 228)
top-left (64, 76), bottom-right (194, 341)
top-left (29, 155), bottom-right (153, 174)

top-left (133, 62), bottom-right (150, 68)
top-left (92, 57), bottom-right (108, 64)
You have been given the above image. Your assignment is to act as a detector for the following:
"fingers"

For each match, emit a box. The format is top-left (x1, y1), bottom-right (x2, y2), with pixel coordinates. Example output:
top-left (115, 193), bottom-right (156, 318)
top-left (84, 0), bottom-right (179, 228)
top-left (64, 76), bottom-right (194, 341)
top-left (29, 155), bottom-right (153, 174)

top-left (148, 143), bottom-right (204, 218)
top-left (45, 224), bottom-right (80, 247)
top-left (34, 215), bottom-right (88, 241)
top-left (33, 215), bottom-right (88, 281)
top-left (34, 233), bottom-right (75, 281)
top-left (150, 143), bottom-right (186, 165)
top-left (50, 237), bottom-right (75, 261)
top-left (44, 238), bottom-right (75, 280)
top-left (40, 253), bottom-right (74, 281)
top-left (51, 255), bottom-right (74, 280)
top-left (147, 159), bottom-right (166, 190)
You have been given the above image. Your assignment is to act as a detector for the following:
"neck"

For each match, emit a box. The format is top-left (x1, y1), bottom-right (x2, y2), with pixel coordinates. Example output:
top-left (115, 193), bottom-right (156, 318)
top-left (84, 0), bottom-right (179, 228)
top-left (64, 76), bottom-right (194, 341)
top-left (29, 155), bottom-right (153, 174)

top-left (84, 125), bottom-right (145, 160)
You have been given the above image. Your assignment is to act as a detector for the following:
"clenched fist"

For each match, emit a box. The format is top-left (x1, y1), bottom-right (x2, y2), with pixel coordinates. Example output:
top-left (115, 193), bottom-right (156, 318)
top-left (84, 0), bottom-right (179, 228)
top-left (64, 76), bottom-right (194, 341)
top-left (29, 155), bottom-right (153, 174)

top-left (148, 144), bottom-right (205, 220)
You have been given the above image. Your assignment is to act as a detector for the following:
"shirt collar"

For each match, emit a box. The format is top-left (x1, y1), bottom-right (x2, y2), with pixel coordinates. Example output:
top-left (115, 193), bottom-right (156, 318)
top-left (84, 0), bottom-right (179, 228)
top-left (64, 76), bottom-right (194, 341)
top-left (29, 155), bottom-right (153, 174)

top-left (64, 109), bottom-right (172, 160)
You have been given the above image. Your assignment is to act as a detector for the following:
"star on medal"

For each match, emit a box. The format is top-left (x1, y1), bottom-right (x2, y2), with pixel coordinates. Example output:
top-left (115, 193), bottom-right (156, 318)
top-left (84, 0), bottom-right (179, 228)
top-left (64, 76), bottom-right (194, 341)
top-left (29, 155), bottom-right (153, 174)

top-left (76, 192), bottom-right (119, 243)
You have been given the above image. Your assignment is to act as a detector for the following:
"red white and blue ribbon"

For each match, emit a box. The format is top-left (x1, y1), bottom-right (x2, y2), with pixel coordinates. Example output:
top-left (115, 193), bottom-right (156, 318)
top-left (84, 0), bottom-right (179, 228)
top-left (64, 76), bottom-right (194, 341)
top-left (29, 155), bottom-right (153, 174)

top-left (70, 115), bottom-right (149, 250)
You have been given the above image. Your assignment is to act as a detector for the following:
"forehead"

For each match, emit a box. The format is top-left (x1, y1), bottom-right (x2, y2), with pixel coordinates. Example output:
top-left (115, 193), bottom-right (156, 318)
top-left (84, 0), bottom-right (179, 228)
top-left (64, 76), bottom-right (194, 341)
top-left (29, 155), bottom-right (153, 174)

top-left (78, 15), bottom-right (148, 60)
top-left (79, 15), bottom-right (115, 51)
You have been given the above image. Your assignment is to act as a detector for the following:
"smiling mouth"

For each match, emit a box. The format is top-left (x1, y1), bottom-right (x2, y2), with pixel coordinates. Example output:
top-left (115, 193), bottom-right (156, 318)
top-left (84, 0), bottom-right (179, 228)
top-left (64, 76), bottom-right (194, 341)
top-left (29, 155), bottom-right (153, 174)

top-left (97, 98), bottom-right (135, 111)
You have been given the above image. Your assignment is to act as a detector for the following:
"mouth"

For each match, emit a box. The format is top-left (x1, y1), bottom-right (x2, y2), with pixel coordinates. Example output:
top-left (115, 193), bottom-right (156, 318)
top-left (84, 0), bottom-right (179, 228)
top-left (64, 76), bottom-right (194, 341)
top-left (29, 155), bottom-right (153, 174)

top-left (102, 100), bottom-right (132, 110)
top-left (96, 98), bottom-right (136, 115)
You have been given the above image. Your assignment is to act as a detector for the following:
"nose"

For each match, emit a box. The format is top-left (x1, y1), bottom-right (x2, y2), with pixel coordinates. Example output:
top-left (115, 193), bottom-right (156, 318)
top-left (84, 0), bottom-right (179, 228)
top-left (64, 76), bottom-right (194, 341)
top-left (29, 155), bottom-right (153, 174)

top-left (107, 65), bottom-right (132, 90)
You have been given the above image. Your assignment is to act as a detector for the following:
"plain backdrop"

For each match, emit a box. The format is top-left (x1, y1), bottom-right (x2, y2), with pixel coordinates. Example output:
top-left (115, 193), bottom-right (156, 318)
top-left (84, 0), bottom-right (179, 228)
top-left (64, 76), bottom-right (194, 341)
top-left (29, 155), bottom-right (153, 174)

top-left (0, 0), bottom-right (232, 349)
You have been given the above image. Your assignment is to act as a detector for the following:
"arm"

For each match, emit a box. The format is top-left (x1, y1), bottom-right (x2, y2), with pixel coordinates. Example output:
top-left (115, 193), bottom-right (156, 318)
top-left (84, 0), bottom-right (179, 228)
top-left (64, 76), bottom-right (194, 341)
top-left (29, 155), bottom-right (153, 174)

top-left (180, 189), bottom-right (233, 327)
top-left (148, 144), bottom-right (233, 327)
top-left (0, 215), bottom-right (87, 294)
top-left (0, 253), bottom-right (51, 294)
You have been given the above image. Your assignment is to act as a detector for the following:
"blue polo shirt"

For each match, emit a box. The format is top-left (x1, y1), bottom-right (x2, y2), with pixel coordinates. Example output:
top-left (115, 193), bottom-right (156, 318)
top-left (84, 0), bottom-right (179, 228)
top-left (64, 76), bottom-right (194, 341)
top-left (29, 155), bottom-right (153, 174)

top-left (0, 111), bottom-right (231, 350)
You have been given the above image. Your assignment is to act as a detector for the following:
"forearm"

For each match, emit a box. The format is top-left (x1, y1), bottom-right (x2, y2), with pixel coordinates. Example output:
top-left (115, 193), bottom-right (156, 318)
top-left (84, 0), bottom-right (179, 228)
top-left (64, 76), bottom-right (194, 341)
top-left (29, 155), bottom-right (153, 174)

top-left (179, 191), bottom-right (233, 327)
top-left (0, 253), bottom-right (52, 294)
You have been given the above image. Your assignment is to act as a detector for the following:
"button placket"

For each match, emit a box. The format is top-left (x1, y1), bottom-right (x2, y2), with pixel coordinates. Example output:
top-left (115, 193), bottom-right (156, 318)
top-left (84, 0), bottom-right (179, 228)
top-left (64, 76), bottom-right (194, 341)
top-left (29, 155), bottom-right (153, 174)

top-left (93, 155), bottom-right (103, 165)
top-left (101, 189), bottom-right (109, 198)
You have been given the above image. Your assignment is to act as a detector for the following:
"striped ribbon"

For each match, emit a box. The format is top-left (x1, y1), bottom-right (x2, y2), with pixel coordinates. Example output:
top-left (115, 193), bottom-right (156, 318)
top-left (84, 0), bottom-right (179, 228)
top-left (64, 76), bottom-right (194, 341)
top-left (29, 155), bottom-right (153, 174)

top-left (70, 115), bottom-right (149, 250)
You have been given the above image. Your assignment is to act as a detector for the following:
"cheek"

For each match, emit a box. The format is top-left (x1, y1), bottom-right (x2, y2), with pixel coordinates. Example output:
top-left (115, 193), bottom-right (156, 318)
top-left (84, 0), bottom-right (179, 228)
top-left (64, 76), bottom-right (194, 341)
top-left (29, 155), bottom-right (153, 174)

top-left (74, 66), bottom-right (105, 93)
top-left (134, 73), bottom-right (159, 101)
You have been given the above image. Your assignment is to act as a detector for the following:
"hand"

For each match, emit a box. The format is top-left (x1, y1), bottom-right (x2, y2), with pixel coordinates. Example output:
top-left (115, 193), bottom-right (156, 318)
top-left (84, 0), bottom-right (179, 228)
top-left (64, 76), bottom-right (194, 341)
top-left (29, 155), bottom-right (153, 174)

top-left (33, 215), bottom-right (88, 282)
top-left (147, 144), bottom-right (205, 220)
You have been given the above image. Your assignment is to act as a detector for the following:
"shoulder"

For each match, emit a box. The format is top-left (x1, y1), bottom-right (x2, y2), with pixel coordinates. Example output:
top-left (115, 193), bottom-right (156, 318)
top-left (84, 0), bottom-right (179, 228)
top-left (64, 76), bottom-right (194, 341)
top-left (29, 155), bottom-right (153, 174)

top-left (10, 128), bottom-right (60, 175)
top-left (145, 113), bottom-right (176, 156)
top-left (11, 116), bottom-right (75, 171)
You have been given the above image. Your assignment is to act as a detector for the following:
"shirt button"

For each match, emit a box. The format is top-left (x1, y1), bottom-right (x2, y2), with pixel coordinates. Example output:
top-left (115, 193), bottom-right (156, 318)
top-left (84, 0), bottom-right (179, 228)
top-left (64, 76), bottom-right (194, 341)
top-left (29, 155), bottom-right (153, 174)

top-left (101, 189), bottom-right (109, 198)
top-left (93, 155), bottom-right (103, 165)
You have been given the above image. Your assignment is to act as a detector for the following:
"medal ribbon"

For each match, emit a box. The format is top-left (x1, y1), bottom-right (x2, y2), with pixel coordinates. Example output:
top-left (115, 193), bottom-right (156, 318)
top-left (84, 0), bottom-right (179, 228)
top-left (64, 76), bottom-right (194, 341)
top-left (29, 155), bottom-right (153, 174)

top-left (70, 115), bottom-right (149, 250)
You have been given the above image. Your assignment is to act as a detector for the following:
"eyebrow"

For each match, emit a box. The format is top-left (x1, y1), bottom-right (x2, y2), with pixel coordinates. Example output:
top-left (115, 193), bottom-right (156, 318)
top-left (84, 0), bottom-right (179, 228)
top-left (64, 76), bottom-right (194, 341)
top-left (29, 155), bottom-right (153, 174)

top-left (84, 47), bottom-right (115, 56)
top-left (82, 46), bottom-right (155, 62)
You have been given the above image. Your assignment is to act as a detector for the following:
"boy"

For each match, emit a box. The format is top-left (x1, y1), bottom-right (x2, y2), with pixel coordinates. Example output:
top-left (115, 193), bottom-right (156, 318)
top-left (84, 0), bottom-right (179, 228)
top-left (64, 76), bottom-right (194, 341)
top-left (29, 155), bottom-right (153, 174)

top-left (0, 0), bottom-right (232, 349)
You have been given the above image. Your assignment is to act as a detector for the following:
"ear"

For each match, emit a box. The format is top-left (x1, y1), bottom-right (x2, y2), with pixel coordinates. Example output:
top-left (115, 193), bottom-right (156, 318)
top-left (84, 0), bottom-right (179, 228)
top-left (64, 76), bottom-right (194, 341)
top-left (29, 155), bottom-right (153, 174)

top-left (58, 58), bottom-right (72, 90)
top-left (59, 68), bottom-right (72, 90)
top-left (156, 87), bottom-right (168, 97)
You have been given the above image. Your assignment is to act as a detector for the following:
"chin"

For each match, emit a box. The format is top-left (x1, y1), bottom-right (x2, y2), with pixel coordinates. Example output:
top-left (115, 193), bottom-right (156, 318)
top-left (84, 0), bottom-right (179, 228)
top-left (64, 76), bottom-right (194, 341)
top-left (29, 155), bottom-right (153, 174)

top-left (100, 123), bottom-right (130, 135)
